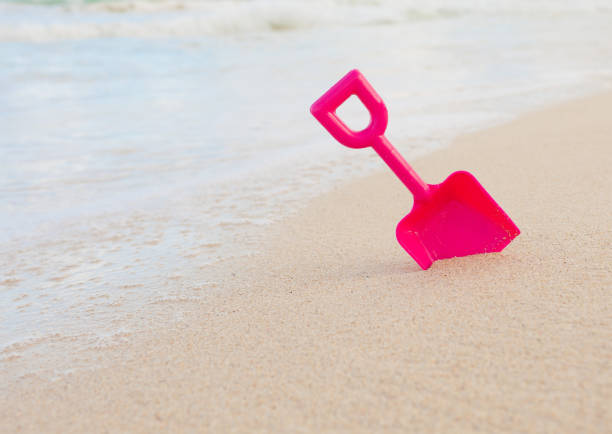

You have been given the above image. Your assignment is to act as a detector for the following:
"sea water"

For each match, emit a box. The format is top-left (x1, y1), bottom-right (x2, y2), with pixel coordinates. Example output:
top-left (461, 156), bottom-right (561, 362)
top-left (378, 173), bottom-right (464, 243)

top-left (1, 0), bottom-right (612, 377)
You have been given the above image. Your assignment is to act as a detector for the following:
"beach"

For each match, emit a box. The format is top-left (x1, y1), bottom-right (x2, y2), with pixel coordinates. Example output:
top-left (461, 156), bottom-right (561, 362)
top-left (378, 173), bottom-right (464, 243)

top-left (2, 91), bottom-right (610, 432)
top-left (3, 0), bottom-right (612, 369)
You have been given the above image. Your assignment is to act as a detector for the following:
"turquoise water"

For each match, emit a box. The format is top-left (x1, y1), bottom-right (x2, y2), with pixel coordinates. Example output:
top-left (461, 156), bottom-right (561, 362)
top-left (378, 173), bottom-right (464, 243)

top-left (2, 0), bottom-right (612, 377)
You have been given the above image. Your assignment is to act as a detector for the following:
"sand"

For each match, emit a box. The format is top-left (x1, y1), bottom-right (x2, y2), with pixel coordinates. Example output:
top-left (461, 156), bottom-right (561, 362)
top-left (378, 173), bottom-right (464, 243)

top-left (2, 92), bottom-right (611, 433)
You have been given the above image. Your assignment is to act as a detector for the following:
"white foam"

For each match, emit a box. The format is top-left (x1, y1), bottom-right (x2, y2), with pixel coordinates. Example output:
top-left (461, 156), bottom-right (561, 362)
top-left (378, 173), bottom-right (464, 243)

top-left (1, 0), bottom-right (611, 42)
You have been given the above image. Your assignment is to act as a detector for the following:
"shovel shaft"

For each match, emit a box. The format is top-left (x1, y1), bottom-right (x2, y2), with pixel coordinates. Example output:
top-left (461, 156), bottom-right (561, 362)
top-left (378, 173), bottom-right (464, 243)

top-left (310, 69), bottom-right (431, 202)
top-left (372, 136), bottom-right (431, 202)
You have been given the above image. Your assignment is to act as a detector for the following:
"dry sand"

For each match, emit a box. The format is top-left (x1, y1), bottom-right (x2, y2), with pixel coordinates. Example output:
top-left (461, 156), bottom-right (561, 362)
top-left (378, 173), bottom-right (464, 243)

top-left (2, 92), bottom-right (611, 432)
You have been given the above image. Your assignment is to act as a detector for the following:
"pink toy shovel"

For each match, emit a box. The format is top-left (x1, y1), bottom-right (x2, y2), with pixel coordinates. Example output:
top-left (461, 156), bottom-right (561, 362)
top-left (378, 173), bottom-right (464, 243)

top-left (311, 69), bottom-right (520, 270)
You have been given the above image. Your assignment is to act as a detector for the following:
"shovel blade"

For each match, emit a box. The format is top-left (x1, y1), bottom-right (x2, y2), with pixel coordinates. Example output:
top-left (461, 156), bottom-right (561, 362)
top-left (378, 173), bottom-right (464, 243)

top-left (396, 171), bottom-right (520, 270)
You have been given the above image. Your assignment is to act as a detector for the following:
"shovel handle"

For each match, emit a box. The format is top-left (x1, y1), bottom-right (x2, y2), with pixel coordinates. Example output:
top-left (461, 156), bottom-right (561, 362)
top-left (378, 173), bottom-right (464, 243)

top-left (310, 69), bottom-right (388, 149)
top-left (310, 69), bottom-right (431, 201)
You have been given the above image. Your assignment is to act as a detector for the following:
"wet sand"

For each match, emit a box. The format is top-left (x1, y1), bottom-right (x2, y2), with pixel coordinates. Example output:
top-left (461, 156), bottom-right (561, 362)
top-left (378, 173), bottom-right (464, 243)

top-left (1, 92), bottom-right (611, 432)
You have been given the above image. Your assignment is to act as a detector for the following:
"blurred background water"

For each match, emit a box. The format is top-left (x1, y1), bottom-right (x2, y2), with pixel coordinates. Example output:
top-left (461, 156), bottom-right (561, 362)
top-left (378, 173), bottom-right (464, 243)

top-left (1, 0), bottom-right (612, 377)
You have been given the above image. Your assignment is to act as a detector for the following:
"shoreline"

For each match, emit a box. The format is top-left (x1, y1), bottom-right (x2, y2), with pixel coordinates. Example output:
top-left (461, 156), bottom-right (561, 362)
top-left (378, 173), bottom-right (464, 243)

top-left (2, 91), bottom-right (612, 432)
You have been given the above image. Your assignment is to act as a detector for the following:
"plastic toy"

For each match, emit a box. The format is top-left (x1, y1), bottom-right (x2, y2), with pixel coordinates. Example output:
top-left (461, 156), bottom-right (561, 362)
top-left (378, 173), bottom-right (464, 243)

top-left (310, 69), bottom-right (520, 270)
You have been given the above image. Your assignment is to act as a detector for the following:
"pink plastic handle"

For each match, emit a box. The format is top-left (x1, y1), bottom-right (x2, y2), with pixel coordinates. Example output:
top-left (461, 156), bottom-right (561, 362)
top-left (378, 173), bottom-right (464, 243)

top-left (310, 70), bottom-right (431, 202)
top-left (310, 69), bottom-right (388, 149)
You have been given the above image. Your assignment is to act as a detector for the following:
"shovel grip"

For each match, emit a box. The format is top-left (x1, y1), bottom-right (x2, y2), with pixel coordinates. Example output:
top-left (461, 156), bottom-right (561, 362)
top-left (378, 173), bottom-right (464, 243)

top-left (310, 69), bottom-right (388, 149)
top-left (311, 69), bottom-right (431, 202)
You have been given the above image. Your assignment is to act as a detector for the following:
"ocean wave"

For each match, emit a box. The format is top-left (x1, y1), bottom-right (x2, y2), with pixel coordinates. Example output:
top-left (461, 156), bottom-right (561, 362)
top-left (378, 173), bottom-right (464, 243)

top-left (0, 0), bottom-right (611, 42)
